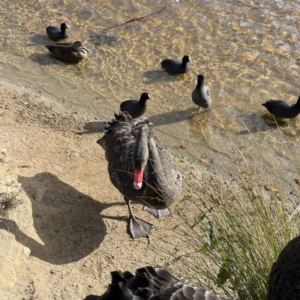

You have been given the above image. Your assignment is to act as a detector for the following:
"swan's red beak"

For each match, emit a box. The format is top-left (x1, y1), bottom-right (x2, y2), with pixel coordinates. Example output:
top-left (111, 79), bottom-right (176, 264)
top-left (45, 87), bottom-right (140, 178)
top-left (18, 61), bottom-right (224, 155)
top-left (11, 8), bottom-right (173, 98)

top-left (134, 170), bottom-right (144, 190)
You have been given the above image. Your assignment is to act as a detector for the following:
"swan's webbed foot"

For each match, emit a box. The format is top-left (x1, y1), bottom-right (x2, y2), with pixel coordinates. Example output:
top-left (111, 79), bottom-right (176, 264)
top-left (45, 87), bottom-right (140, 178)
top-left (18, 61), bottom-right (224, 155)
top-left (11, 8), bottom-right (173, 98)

top-left (125, 197), bottom-right (153, 239)
top-left (143, 206), bottom-right (171, 219)
top-left (128, 215), bottom-right (153, 239)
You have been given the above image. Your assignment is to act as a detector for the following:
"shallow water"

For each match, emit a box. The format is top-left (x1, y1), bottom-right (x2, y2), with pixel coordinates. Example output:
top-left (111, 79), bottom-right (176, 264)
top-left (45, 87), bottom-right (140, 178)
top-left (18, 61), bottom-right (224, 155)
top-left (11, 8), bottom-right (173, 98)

top-left (0, 0), bottom-right (300, 179)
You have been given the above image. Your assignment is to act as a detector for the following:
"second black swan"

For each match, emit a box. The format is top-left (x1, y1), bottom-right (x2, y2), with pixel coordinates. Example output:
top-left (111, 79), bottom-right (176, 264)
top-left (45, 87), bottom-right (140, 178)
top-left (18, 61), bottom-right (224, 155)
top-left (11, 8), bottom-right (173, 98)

top-left (97, 112), bottom-right (182, 239)
top-left (84, 235), bottom-right (300, 299)
top-left (84, 266), bottom-right (231, 300)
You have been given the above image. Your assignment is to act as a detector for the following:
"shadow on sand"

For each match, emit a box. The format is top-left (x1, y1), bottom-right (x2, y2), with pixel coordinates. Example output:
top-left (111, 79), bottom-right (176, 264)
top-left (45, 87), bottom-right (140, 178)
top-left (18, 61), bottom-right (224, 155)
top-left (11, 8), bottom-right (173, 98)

top-left (0, 172), bottom-right (125, 265)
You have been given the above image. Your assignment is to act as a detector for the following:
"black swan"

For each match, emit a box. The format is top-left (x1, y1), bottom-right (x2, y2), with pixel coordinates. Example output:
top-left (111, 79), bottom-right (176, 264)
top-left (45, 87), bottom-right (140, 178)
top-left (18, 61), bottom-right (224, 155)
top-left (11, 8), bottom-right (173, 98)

top-left (97, 112), bottom-right (182, 239)
top-left (191, 74), bottom-right (212, 114)
top-left (262, 96), bottom-right (300, 118)
top-left (45, 41), bottom-right (89, 62)
top-left (161, 55), bottom-right (192, 74)
top-left (120, 93), bottom-right (152, 119)
top-left (46, 23), bottom-right (70, 40)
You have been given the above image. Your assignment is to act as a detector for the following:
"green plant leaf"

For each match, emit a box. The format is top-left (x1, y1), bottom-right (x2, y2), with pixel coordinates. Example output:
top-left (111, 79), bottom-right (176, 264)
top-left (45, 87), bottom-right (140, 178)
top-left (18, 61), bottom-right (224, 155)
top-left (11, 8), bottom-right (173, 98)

top-left (190, 213), bottom-right (206, 228)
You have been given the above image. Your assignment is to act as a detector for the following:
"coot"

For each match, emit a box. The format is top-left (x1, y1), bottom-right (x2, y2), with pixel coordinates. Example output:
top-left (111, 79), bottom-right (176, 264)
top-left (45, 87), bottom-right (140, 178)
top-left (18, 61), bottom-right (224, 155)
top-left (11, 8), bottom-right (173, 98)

top-left (161, 55), bottom-right (191, 74)
top-left (262, 96), bottom-right (300, 118)
top-left (46, 23), bottom-right (70, 39)
top-left (191, 74), bottom-right (212, 113)
top-left (120, 93), bottom-right (152, 119)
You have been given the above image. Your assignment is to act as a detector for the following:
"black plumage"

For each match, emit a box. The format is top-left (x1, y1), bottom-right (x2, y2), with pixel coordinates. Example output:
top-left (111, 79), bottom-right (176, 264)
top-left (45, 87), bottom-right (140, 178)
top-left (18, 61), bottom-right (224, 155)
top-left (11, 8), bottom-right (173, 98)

top-left (97, 112), bottom-right (182, 239)
top-left (262, 96), bottom-right (300, 118)
top-left (191, 74), bottom-right (212, 113)
top-left (84, 266), bottom-right (231, 300)
top-left (46, 23), bottom-right (70, 40)
top-left (84, 235), bottom-right (300, 300)
top-left (268, 235), bottom-right (300, 300)
top-left (120, 93), bottom-right (152, 119)
top-left (161, 55), bottom-right (192, 74)
top-left (45, 41), bottom-right (89, 62)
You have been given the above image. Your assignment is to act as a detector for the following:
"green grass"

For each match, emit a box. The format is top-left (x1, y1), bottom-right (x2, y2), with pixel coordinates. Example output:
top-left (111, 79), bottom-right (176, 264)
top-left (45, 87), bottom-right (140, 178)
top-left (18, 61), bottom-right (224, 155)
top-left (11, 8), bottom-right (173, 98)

top-left (173, 151), bottom-right (300, 300)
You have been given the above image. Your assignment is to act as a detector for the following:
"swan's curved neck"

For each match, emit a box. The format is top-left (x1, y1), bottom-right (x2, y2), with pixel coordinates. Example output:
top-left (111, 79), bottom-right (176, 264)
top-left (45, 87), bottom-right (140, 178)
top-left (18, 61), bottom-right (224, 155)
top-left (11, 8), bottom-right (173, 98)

top-left (133, 127), bottom-right (149, 189)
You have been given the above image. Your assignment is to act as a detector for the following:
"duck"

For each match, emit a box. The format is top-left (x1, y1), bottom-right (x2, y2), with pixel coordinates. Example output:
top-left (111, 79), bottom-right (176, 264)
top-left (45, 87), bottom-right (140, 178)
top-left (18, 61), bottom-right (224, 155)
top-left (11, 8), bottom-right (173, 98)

top-left (84, 236), bottom-right (300, 300)
top-left (46, 22), bottom-right (70, 40)
top-left (45, 41), bottom-right (89, 62)
top-left (97, 112), bottom-right (182, 239)
top-left (262, 96), bottom-right (300, 118)
top-left (191, 74), bottom-right (212, 114)
top-left (120, 93), bottom-right (152, 119)
top-left (161, 55), bottom-right (192, 74)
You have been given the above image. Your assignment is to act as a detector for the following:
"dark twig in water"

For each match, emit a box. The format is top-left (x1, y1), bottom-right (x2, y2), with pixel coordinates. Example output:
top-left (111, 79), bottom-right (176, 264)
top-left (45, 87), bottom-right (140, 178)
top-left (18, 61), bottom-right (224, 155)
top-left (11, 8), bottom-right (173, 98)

top-left (102, 2), bottom-right (175, 31)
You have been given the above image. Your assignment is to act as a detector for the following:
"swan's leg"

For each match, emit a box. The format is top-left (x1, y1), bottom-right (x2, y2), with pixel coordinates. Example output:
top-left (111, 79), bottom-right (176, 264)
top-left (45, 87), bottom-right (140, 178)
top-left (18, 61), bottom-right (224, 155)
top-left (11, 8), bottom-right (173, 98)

top-left (143, 206), bottom-right (171, 219)
top-left (125, 197), bottom-right (153, 239)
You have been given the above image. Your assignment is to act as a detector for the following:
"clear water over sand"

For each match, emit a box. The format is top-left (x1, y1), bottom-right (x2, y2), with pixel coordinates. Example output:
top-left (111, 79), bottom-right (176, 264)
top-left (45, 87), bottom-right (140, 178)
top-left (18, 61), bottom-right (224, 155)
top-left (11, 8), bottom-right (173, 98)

top-left (0, 0), bottom-right (299, 178)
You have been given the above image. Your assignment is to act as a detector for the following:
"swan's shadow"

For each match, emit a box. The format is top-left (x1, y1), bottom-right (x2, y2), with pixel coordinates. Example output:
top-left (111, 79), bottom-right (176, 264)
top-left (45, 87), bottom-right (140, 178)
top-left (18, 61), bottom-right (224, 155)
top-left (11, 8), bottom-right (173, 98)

top-left (0, 172), bottom-right (125, 265)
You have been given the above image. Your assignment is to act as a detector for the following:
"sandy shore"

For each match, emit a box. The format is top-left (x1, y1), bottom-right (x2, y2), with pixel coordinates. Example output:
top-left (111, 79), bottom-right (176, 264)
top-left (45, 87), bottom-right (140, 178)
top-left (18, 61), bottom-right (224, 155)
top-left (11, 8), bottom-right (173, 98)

top-left (0, 79), bottom-right (208, 299)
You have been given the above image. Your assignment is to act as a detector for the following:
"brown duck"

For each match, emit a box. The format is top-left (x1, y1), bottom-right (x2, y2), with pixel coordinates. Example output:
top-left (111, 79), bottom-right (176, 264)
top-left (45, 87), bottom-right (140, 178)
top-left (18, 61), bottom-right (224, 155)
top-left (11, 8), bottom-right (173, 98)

top-left (45, 41), bottom-right (89, 62)
top-left (97, 112), bottom-right (182, 239)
